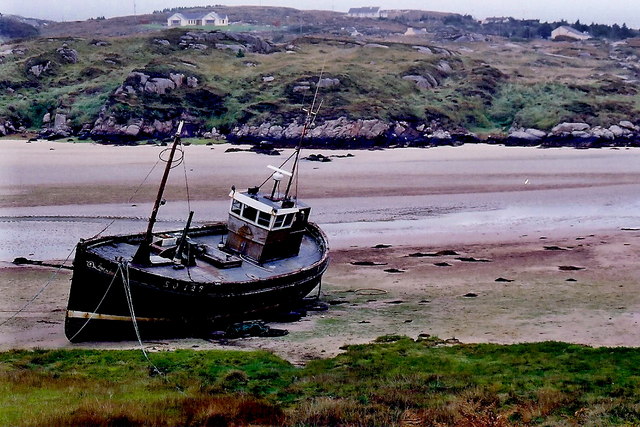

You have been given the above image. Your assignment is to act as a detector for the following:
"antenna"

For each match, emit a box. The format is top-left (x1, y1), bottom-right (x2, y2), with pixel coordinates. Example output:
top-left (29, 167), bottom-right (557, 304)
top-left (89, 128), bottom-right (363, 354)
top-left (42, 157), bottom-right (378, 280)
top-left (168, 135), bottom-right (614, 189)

top-left (283, 63), bottom-right (326, 201)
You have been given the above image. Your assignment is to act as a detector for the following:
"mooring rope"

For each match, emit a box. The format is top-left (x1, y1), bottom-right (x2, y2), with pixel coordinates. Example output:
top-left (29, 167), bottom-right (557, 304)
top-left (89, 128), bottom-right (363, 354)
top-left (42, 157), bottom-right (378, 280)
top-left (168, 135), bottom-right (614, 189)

top-left (119, 262), bottom-right (163, 376)
top-left (67, 261), bottom-right (123, 342)
top-left (0, 246), bottom-right (75, 328)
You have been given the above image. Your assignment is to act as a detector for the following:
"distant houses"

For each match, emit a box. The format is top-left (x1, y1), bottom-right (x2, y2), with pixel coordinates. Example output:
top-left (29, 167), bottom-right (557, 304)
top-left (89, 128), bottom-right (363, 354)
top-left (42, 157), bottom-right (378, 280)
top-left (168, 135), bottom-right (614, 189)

top-left (347, 7), bottom-right (388, 19)
top-left (167, 11), bottom-right (229, 27)
top-left (551, 25), bottom-right (591, 41)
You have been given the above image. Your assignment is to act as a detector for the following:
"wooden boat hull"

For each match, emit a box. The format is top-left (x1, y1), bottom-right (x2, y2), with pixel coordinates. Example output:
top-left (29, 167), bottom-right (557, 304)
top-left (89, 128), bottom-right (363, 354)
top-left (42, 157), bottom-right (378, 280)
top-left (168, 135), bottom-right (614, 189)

top-left (65, 222), bottom-right (329, 342)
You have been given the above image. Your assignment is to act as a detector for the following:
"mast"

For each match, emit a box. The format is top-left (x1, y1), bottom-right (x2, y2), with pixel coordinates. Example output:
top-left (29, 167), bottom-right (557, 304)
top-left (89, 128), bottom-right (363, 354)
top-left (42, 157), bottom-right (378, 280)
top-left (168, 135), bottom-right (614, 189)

top-left (132, 121), bottom-right (184, 265)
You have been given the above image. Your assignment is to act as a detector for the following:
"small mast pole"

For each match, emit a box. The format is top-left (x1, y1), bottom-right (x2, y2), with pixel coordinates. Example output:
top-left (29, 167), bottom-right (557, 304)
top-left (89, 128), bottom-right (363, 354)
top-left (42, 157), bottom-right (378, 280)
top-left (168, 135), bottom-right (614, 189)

top-left (132, 121), bottom-right (184, 264)
top-left (283, 69), bottom-right (323, 200)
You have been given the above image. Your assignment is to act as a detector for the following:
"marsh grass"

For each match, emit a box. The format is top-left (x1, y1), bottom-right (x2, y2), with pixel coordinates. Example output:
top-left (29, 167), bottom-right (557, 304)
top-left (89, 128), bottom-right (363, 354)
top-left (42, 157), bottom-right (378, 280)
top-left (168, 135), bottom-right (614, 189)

top-left (3, 340), bottom-right (640, 426)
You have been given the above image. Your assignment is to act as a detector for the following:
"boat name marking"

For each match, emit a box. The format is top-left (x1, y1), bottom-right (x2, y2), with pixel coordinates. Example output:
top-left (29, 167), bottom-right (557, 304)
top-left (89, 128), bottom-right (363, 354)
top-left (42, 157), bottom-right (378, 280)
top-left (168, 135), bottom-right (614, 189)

top-left (163, 280), bottom-right (205, 293)
top-left (86, 260), bottom-right (112, 275)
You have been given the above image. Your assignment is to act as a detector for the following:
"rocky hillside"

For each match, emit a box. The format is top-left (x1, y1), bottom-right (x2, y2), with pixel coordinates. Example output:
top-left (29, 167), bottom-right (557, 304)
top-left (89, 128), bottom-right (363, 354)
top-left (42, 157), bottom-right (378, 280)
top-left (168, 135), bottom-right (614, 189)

top-left (0, 22), bottom-right (639, 146)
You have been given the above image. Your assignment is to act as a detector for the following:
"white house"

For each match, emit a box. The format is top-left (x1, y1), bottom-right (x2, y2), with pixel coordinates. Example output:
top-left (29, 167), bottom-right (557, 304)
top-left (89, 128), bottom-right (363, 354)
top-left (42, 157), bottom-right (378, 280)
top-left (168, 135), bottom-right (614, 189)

top-left (167, 11), bottom-right (229, 27)
top-left (347, 7), bottom-right (387, 18)
top-left (551, 26), bottom-right (590, 41)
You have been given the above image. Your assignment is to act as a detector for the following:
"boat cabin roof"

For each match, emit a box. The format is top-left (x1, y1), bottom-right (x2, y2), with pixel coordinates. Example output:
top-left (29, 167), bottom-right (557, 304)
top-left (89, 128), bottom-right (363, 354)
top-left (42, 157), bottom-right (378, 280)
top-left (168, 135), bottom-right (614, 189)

top-left (231, 190), bottom-right (307, 215)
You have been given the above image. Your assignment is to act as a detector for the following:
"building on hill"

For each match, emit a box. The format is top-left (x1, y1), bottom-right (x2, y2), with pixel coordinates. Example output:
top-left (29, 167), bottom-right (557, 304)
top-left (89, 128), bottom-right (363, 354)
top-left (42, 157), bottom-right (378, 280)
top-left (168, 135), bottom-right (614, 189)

top-left (404, 27), bottom-right (427, 36)
top-left (167, 11), bottom-right (228, 27)
top-left (347, 7), bottom-right (388, 18)
top-left (481, 17), bottom-right (512, 25)
top-left (551, 25), bottom-right (590, 41)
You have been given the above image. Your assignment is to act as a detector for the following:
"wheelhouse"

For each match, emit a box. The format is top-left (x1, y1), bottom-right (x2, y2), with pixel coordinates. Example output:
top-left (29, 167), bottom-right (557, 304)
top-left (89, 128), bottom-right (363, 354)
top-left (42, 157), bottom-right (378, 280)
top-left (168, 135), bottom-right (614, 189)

top-left (224, 188), bottom-right (310, 263)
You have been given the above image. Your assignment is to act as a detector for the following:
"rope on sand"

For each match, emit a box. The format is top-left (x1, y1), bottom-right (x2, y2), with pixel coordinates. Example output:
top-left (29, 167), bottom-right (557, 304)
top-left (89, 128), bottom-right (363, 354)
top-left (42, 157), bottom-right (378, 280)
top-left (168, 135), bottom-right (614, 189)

top-left (354, 288), bottom-right (388, 295)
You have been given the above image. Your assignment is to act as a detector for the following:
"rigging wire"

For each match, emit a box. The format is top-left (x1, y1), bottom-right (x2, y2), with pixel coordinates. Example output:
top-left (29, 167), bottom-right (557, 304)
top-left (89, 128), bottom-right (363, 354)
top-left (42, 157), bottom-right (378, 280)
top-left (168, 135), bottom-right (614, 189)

top-left (128, 157), bottom-right (162, 203)
top-left (180, 142), bottom-right (191, 214)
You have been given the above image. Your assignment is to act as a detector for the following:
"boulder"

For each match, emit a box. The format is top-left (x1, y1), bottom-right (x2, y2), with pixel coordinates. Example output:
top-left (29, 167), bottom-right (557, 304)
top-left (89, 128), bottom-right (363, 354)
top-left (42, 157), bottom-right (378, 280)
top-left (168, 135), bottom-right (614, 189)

top-left (29, 61), bottom-right (51, 77)
top-left (509, 130), bottom-right (541, 142)
top-left (129, 71), bottom-right (149, 85)
top-left (525, 128), bottom-right (547, 138)
top-left (609, 125), bottom-right (632, 137)
top-left (169, 73), bottom-right (185, 87)
top-left (144, 78), bottom-right (176, 95)
top-left (56, 46), bottom-right (78, 64)
top-left (619, 120), bottom-right (639, 131)
top-left (124, 124), bottom-right (141, 136)
top-left (215, 44), bottom-right (244, 53)
top-left (551, 122), bottom-right (590, 134)
top-left (436, 60), bottom-right (452, 73)
top-left (262, 75), bottom-right (275, 82)
top-left (591, 127), bottom-right (615, 140)
top-left (53, 113), bottom-right (67, 130)
top-left (428, 130), bottom-right (451, 140)
top-left (186, 76), bottom-right (198, 88)
top-left (571, 131), bottom-right (591, 139)
top-left (412, 46), bottom-right (433, 55)
top-left (317, 78), bottom-right (340, 88)
top-left (403, 75), bottom-right (435, 89)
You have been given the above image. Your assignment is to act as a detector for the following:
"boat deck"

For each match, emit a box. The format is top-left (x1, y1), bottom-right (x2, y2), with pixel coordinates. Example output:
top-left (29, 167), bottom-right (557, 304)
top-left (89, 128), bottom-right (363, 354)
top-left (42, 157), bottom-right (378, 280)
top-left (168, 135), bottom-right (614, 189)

top-left (89, 229), bottom-right (325, 284)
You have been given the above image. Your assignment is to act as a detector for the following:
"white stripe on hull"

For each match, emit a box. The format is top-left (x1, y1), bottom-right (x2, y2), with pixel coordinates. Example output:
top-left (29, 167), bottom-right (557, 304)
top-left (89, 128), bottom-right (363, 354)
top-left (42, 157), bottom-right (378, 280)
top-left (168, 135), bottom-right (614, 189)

top-left (66, 310), bottom-right (169, 323)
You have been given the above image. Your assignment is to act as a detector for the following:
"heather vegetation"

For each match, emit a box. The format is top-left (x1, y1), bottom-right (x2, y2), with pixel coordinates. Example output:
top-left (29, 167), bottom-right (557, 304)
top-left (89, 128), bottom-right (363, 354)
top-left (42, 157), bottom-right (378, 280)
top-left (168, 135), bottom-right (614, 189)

top-left (2, 339), bottom-right (640, 425)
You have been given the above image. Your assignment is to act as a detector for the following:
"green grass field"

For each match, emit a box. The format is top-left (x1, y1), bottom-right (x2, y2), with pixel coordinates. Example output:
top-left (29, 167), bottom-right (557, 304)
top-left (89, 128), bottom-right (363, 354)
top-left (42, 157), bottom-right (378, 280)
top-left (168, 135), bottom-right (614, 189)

top-left (2, 338), bottom-right (640, 426)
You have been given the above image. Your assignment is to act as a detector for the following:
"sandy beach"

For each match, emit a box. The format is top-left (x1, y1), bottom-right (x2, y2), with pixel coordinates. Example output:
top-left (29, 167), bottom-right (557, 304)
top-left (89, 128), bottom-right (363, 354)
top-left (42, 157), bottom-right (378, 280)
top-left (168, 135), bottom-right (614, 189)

top-left (2, 139), bottom-right (640, 364)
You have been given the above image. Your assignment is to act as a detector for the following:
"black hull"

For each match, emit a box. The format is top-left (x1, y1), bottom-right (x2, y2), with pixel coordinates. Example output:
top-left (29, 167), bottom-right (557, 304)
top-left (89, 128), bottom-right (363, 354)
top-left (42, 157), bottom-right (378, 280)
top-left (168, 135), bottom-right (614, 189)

top-left (65, 222), bottom-right (329, 342)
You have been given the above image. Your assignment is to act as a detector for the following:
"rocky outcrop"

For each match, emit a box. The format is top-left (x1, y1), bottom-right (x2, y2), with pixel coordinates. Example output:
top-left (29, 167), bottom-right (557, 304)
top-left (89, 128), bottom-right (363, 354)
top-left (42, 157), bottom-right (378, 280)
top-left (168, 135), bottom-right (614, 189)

top-left (39, 111), bottom-right (73, 139)
top-left (113, 70), bottom-right (199, 97)
top-left (403, 74), bottom-right (438, 89)
top-left (231, 117), bottom-right (391, 142)
top-left (89, 115), bottom-right (179, 141)
top-left (0, 119), bottom-right (18, 136)
top-left (227, 117), bottom-right (640, 149)
top-left (179, 31), bottom-right (276, 54)
top-left (56, 44), bottom-right (78, 64)
top-left (28, 61), bottom-right (51, 77)
top-left (551, 122), bottom-right (590, 134)
top-left (229, 116), bottom-right (474, 147)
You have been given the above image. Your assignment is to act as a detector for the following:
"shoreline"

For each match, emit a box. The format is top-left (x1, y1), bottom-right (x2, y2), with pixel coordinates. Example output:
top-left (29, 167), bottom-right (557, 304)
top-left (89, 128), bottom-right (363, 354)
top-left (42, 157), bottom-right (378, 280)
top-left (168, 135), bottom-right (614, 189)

top-left (2, 139), bottom-right (640, 363)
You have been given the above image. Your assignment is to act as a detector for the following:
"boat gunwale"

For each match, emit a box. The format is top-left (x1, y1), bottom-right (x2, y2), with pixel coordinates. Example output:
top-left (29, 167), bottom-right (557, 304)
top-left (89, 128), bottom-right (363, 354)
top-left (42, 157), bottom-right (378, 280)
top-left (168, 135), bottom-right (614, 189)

top-left (76, 221), bottom-right (330, 287)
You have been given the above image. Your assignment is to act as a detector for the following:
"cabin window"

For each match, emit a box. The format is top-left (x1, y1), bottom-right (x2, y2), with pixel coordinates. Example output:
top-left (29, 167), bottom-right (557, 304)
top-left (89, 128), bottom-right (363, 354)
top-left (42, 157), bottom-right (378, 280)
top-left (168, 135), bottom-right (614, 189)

top-left (231, 200), bottom-right (242, 215)
top-left (273, 215), bottom-right (285, 228)
top-left (257, 211), bottom-right (271, 227)
top-left (283, 213), bottom-right (294, 227)
top-left (242, 205), bottom-right (258, 222)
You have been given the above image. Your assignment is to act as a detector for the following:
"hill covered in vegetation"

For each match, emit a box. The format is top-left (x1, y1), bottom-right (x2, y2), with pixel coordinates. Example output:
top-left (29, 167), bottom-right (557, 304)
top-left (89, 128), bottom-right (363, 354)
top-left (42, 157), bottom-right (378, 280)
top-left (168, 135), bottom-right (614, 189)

top-left (0, 10), bottom-right (638, 146)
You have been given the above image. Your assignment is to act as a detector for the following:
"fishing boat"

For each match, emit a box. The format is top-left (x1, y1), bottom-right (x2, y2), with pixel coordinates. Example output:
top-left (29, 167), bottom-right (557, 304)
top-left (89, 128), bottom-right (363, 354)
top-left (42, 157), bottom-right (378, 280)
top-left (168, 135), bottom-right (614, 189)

top-left (64, 121), bottom-right (329, 342)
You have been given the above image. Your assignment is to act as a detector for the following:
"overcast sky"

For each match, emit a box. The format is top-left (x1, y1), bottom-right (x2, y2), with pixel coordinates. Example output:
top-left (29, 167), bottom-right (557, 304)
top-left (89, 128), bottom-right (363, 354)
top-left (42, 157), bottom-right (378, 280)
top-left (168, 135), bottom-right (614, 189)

top-left (4, 0), bottom-right (640, 28)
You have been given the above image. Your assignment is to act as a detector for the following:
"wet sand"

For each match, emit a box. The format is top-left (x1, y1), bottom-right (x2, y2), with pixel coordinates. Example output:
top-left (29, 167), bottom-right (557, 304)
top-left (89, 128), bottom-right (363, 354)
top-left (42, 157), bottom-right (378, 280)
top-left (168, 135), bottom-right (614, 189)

top-left (2, 140), bottom-right (640, 364)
